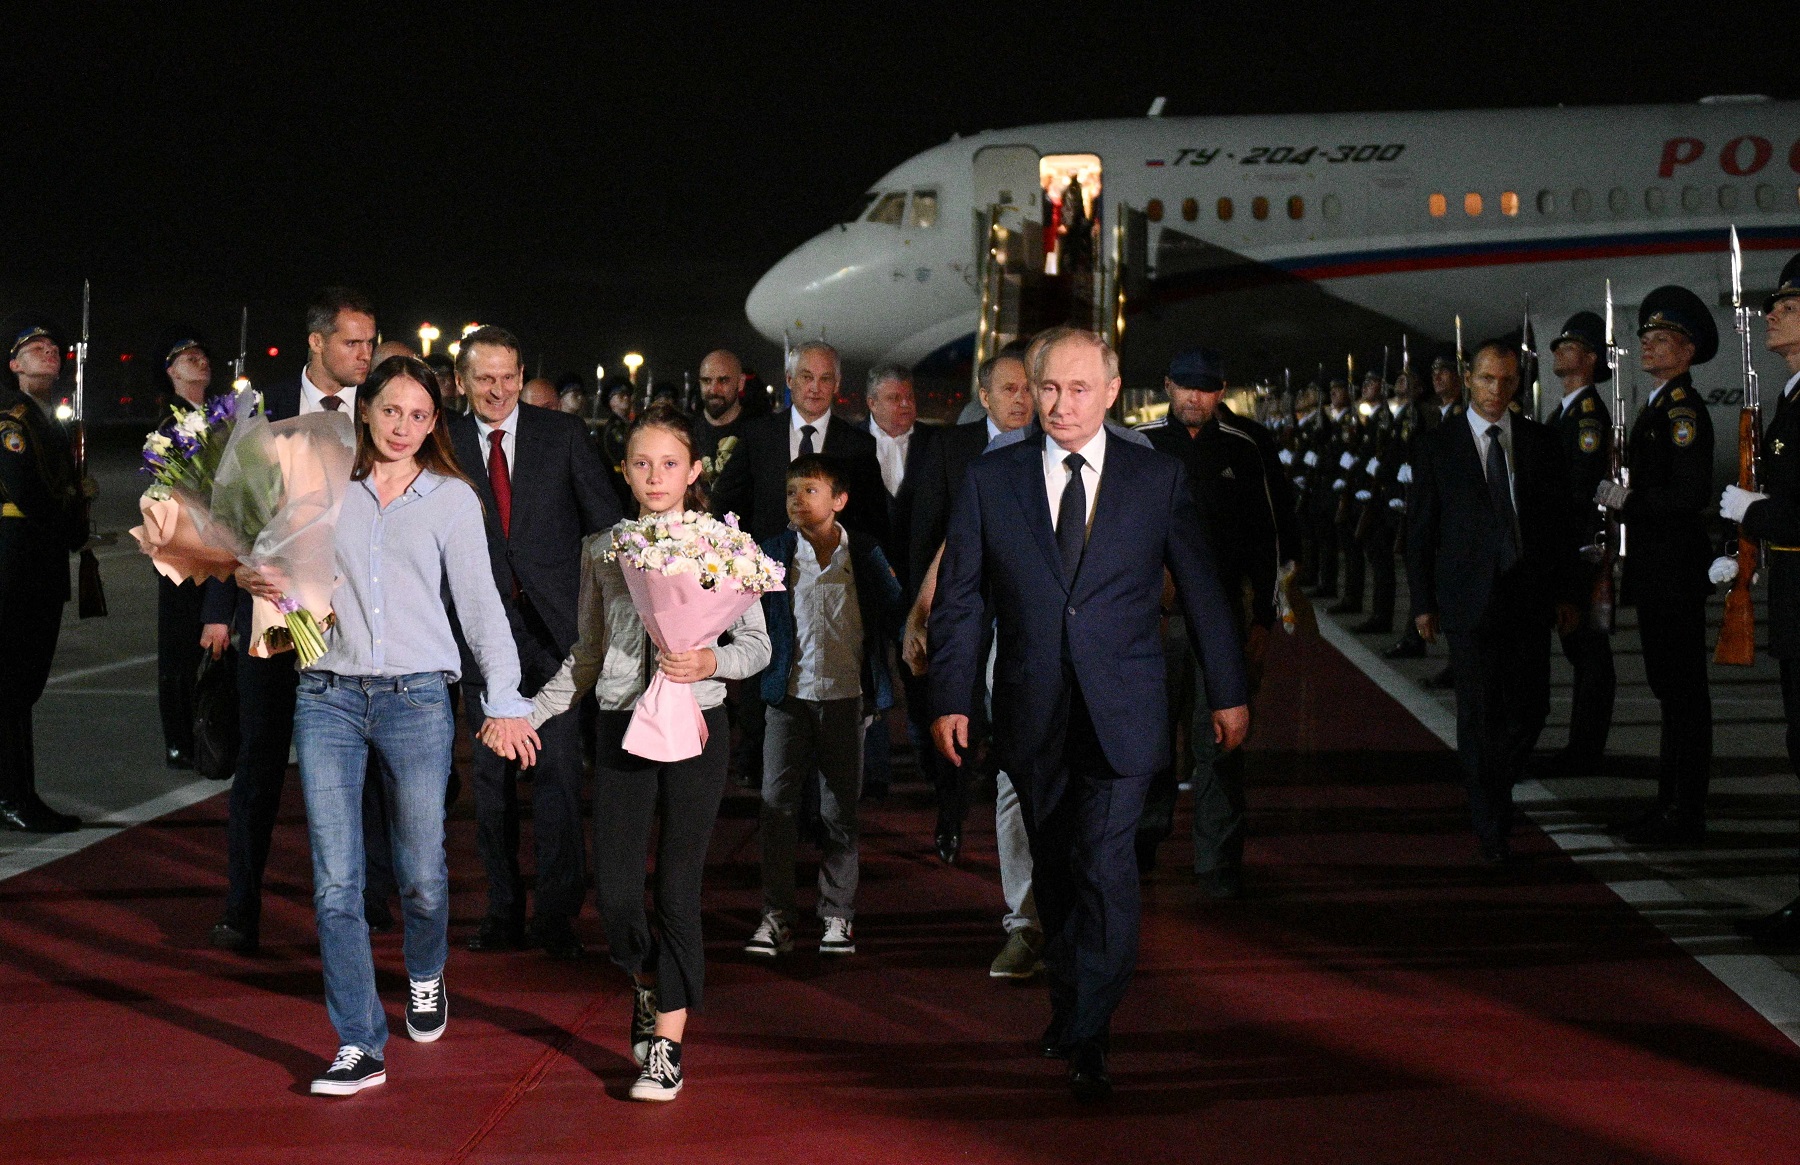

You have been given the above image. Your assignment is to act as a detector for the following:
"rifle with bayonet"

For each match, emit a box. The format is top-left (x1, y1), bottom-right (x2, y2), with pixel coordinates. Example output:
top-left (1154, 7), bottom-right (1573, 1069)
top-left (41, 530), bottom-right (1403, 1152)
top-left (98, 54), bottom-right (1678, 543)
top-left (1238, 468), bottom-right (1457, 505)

top-left (1590, 281), bottom-right (1627, 634)
top-left (1521, 298), bottom-right (1540, 419)
top-left (233, 306), bottom-right (248, 388)
top-left (73, 280), bottom-right (106, 618)
top-left (1715, 225), bottom-right (1762, 665)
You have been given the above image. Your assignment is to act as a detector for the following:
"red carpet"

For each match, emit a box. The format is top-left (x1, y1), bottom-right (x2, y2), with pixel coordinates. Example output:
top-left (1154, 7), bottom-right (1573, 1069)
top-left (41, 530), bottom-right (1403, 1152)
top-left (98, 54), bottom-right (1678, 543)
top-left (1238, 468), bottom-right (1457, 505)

top-left (3, 632), bottom-right (1799, 1164)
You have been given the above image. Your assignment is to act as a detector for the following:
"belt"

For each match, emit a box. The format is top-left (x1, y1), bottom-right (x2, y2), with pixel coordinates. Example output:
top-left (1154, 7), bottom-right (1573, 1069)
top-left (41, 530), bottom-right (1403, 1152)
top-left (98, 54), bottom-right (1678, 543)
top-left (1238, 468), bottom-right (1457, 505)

top-left (305, 671), bottom-right (447, 692)
top-left (0, 502), bottom-right (22, 519)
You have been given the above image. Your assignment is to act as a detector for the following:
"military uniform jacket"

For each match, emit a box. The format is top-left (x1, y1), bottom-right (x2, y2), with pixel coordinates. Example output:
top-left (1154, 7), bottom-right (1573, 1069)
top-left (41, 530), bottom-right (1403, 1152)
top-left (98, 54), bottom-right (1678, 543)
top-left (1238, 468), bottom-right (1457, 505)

top-left (1620, 372), bottom-right (1715, 604)
top-left (0, 385), bottom-right (85, 605)
top-left (1546, 384), bottom-right (1613, 549)
top-left (1741, 371), bottom-right (1800, 657)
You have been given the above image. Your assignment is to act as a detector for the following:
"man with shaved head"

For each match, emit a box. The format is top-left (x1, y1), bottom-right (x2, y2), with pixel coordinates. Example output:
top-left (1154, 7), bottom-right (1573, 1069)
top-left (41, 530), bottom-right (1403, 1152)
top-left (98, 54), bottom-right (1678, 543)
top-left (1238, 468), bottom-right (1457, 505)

top-left (695, 348), bottom-right (747, 462)
top-left (521, 377), bottom-right (559, 410)
top-left (371, 339), bottom-right (414, 365)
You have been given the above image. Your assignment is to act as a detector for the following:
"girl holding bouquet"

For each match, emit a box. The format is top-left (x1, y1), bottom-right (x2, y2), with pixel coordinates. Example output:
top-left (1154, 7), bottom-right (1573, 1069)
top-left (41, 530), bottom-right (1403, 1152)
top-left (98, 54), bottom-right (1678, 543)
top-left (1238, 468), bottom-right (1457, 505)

top-left (241, 355), bottom-right (540, 1097)
top-left (491, 401), bottom-right (770, 1102)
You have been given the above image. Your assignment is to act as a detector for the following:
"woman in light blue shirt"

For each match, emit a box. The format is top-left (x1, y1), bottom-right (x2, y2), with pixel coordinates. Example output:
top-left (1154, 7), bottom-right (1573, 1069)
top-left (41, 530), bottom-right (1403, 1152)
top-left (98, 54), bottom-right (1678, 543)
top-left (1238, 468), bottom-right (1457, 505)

top-left (247, 354), bottom-right (538, 1097)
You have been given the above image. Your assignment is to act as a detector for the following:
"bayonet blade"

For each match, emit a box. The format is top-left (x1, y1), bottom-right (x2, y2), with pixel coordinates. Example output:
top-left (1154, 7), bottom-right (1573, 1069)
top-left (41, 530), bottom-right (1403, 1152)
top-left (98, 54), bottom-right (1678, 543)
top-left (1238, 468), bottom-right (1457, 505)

top-left (1729, 224), bottom-right (1744, 311)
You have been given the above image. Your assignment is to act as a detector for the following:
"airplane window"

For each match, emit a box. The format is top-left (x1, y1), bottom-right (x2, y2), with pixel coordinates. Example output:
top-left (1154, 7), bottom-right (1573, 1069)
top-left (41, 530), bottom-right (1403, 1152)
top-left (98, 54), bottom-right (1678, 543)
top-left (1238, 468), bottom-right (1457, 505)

top-left (866, 192), bottom-right (907, 225)
top-left (1571, 188), bottom-right (1592, 215)
top-left (1756, 184), bottom-right (1778, 210)
top-left (1217, 197), bottom-right (1234, 221)
top-left (1608, 187), bottom-right (1629, 214)
top-left (908, 190), bottom-right (939, 229)
top-left (841, 192), bottom-right (880, 224)
top-left (1644, 187), bottom-right (1666, 213)
top-left (1252, 196), bottom-right (1270, 220)
top-left (1536, 190), bottom-right (1556, 215)
top-left (1287, 195), bottom-right (1304, 220)
top-left (1322, 194), bottom-right (1341, 220)
top-left (1146, 198), bottom-right (1164, 222)
top-left (1500, 191), bottom-right (1519, 216)
top-left (1428, 193), bottom-right (1447, 217)
top-left (1464, 192), bottom-right (1483, 216)
top-left (1718, 185), bottom-right (1740, 211)
top-left (1182, 197), bottom-right (1198, 222)
top-left (1680, 186), bottom-right (1703, 213)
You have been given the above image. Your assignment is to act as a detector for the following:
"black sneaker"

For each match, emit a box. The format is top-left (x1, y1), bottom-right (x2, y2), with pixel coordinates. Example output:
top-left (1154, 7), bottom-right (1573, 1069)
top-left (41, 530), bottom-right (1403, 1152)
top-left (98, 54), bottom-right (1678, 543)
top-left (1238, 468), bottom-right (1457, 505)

top-left (406, 972), bottom-right (447, 1042)
top-left (630, 981), bottom-right (657, 1066)
top-left (310, 1045), bottom-right (386, 1096)
top-left (629, 1037), bottom-right (683, 1101)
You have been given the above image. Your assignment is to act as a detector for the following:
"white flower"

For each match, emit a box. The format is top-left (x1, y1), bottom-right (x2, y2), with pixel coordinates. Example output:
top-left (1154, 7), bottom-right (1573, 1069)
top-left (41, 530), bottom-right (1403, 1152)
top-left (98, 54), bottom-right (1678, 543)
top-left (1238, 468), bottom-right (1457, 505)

top-left (145, 432), bottom-right (174, 455)
top-left (177, 409), bottom-right (209, 438)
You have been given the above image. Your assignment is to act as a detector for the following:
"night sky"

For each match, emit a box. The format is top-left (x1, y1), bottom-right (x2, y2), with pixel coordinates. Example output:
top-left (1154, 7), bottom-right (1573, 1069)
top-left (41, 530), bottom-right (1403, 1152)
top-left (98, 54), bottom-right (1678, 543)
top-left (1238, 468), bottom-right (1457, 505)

top-left (3, 2), bottom-right (1790, 414)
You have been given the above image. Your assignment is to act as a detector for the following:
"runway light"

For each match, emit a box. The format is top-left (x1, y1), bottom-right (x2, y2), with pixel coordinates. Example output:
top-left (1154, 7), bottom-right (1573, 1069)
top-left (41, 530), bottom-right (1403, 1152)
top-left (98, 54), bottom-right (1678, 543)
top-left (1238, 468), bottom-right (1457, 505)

top-left (448, 341), bottom-right (461, 359)
top-left (266, 346), bottom-right (279, 357)
top-left (594, 363), bottom-right (605, 384)
top-left (461, 322), bottom-right (481, 338)
top-left (623, 352), bottom-right (644, 384)
top-left (418, 322), bottom-right (440, 357)
top-left (54, 402), bottom-right (74, 421)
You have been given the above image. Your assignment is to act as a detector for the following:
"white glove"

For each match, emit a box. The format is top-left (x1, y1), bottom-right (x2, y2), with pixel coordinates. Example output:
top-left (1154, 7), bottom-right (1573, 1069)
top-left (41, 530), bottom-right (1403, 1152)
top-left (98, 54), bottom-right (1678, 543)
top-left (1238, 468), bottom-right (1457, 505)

top-left (1333, 478), bottom-right (1346, 492)
top-left (1595, 480), bottom-right (1631, 511)
top-left (1366, 458), bottom-right (1381, 476)
top-left (1397, 463), bottom-right (1413, 484)
top-left (1355, 489), bottom-right (1372, 502)
top-left (1709, 555), bottom-right (1740, 585)
top-left (1721, 484), bottom-right (1766, 524)
top-left (1388, 497), bottom-right (1406, 512)
top-left (1303, 450), bottom-right (1319, 467)
top-left (1339, 451), bottom-right (1357, 470)
top-left (1278, 448), bottom-right (1294, 465)
top-left (1292, 476), bottom-right (1306, 491)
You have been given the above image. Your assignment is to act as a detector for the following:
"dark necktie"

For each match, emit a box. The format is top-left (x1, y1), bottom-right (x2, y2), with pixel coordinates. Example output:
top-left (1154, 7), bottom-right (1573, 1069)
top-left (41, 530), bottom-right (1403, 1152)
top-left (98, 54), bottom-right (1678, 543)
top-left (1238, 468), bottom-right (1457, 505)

top-left (320, 393), bottom-right (343, 411)
top-left (1485, 424), bottom-right (1519, 570)
top-left (799, 423), bottom-right (817, 457)
top-left (1056, 452), bottom-right (1087, 581)
top-left (488, 429), bottom-right (513, 538)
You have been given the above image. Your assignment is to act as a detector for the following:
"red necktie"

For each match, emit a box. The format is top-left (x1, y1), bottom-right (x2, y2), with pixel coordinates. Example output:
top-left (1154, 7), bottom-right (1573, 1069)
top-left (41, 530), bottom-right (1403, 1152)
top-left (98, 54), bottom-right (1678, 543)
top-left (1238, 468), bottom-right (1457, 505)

top-left (488, 430), bottom-right (512, 537)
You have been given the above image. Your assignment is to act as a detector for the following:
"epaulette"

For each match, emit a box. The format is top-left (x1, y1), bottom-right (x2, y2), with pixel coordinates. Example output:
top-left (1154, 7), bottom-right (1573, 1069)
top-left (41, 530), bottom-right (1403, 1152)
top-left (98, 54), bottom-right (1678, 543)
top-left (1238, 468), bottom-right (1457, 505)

top-left (1671, 387), bottom-right (1687, 403)
top-left (4, 402), bottom-right (25, 420)
top-left (1580, 397), bottom-right (1595, 414)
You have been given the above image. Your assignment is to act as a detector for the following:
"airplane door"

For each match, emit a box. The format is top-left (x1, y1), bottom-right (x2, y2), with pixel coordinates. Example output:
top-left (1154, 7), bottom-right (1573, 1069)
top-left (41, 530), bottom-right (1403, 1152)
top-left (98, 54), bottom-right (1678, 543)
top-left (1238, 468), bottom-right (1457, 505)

top-left (970, 145), bottom-right (1044, 390)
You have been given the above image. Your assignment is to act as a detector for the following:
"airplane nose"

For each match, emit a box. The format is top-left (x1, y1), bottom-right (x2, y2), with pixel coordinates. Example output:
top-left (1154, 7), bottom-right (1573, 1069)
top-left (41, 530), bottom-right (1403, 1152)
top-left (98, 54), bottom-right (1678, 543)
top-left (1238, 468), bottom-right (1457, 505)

top-left (745, 259), bottom-right (795, 346)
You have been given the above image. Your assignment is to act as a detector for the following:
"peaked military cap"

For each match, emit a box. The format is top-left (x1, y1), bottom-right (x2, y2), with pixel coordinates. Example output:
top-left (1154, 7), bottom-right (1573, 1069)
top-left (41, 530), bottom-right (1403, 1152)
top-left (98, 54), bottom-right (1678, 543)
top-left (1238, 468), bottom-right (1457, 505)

top-left (1766, 251), bottom-right (1800, 314)
top-left (1, 311), bottom-right (63, 358)
top-left (1550, 310), bottom-right (1611, 382)
top-left (1637, 284), bottom-right (1718, 365)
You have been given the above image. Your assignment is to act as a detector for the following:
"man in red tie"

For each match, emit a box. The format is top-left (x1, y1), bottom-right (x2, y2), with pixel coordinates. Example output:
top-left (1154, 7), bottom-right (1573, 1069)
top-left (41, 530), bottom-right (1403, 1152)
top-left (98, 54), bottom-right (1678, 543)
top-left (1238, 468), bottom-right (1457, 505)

top-left (447, 326), bottom-right (620, 957)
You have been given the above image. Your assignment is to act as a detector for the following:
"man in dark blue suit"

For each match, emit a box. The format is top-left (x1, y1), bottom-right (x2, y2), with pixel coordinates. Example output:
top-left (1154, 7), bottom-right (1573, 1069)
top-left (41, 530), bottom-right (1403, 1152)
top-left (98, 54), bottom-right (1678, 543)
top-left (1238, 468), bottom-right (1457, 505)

top-left (448, 325), bottom-right (620, 957)
top-left (1407, 338), bottom-right (1578, 864)
top-left (929, 327), bottom-right (1248, 1101)
top-left (210, 287), bottom-right (377, 954)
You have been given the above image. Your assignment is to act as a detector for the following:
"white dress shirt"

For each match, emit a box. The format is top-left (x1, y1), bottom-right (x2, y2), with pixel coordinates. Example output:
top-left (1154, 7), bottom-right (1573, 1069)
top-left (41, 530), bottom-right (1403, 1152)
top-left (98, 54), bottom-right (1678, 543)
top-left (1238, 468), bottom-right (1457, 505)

top-left (300, 366), bottom-right (356, 416)
top-left (474, 405), bottom-right (521, 474)
top-left (1466, 407), bottom-right (1517, 506)
top-left (1783, 369), bottom-right (1800, 402)
top-left (1043, 427), bottom-right (1107, 535)
top-left (869, 417), bottom-right (912, 497)
top-left (1559, 385), bottom-right (1592, 415)
top-left (788, 524), bottom-right (863, 701)
top-left (1647, 379), bottom-right (1670, 408)
top-left (985, 416), bottom-right (1003, 443)
top-left (788, 407), bottom-right (832, 461)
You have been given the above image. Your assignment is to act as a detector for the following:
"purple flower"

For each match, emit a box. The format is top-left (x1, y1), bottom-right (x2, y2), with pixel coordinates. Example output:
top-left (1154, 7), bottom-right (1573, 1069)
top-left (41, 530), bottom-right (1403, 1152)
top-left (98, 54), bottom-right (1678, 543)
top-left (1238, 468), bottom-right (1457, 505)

top-left (172, 432), bottom-right (200, 456)
top-left (205, 393), bottom-right (236, 424)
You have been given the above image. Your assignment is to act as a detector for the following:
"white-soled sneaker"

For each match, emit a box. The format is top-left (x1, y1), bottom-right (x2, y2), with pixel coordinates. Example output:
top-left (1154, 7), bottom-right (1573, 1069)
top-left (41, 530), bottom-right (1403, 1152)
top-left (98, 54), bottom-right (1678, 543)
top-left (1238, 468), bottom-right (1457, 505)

top-left (630, 981), bottom-right (657, 1066)
top-left (310, 1045), bottom-right (386, 1096)
top-left (744, 911), bottom-right (793, 958)
top-left (406, 971), bottom-right (447, 1042)
top-left (629, 1036), bottom-right (683, 1102)
top-left (819, 917), bottom-right (855, 955)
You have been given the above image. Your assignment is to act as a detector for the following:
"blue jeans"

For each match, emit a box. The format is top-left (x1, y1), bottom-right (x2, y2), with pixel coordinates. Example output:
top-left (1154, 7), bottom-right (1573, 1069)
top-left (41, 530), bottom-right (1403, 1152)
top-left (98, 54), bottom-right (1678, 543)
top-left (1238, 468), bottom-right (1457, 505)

top-left (296, 671), bottom-right (454, 1055)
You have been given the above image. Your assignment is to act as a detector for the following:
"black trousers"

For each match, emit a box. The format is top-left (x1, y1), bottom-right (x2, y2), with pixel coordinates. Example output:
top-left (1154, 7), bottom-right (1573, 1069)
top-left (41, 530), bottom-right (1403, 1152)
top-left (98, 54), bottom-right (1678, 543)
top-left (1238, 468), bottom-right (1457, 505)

top-left (0, 585), bottom-right (62, 805)
top-left (466, 605), bottom-right (586, 924)
top-left (1559, 622), bottom-right (1616, 762)
top-left (1017, 678), bottom-right (1153, 1049)
top-left (1336, 510), bottom-right (1365, 608)
top-left (1363, 512), bottom-right (1398, 629)
top-left (1447, 622), bottom-right (1552, 847)
top-left (592, 705), bottom-right (730, 1013)
top-left (156, 576), bottom-right (206, 756)
top-left (1311, 503), bottom-right (1340, 594)
top-left (1635, 591), bottom-right (1712, 814)
top-left (222, 652), bottom-right (298, 933)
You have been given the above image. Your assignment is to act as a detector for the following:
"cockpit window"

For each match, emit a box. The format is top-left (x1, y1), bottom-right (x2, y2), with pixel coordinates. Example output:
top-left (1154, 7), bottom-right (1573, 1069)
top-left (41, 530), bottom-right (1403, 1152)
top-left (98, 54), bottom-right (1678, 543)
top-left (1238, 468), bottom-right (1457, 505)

top-left (841, 192), bottom-right (880, 224)
top-left (866, 192), bottom-right (907, 225)
top-left (908, 189), bottom-right (939, 229)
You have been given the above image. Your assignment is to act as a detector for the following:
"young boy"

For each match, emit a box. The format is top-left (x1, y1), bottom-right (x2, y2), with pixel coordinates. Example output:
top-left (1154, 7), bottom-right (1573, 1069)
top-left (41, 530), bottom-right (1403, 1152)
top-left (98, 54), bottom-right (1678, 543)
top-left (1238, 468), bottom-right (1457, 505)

top-left (748, 454), bottom-right (902, 957)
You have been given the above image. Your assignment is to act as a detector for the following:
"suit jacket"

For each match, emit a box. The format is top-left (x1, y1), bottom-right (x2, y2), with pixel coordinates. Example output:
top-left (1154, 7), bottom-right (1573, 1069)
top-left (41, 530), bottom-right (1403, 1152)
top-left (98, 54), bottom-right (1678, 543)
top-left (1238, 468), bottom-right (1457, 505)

top-left (871, 420), bottom-right (938, 600)
top-left (1619, 371), bottom-right (1715, 604)
top-left (448, 404), bottom-right (621, 656)
top-left (1406, 410), bottom-right (1576, 634)
top-left (928, 431), bottom-right (1248, 779)
top-left (907, 419), bottom-right (991, 597)
top-left (710, 408), bottom-right (886, 546)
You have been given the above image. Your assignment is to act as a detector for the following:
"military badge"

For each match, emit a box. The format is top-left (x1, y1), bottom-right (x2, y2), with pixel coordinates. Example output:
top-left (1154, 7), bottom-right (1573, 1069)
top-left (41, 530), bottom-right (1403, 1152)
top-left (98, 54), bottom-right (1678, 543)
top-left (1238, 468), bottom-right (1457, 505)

top-left (1672, 418), bottom-right (1696, 447)
top-left (1578, 422), bottom-right (1601, 453)
top-left (4, 402), bottom-right (25, 420)
top-left (1, 426), bottom-right (23, 453)
top-left (1775, 439), bottom-right (1786, 456)
top-left (1580, 397), bottom-right (1595, 413)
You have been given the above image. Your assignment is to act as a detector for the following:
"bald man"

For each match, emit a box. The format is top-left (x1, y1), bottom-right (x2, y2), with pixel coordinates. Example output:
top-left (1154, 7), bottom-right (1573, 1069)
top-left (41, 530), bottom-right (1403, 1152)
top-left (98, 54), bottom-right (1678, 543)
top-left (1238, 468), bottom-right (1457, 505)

top-left (372, 339), bottom-right (414, 365)
top-left (521, 377), bottom-right (559, 410)
top-left (696, 348), bottom-right (748, 461)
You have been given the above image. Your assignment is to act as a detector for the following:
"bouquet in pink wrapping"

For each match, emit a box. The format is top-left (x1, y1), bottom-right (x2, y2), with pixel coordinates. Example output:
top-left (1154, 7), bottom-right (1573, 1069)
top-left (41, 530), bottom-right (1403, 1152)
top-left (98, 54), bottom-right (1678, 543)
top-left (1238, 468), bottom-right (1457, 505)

top-left (608, 510), bottom-right (785, 762)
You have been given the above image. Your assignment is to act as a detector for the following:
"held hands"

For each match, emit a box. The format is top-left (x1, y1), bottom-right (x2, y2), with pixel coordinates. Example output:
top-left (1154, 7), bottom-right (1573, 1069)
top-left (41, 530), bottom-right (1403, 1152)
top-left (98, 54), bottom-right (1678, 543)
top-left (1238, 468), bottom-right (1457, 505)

top-left (657, 648), bottom-right (717, 684)
top-left (902, 609), bottom-right (930, 677)
top-left (479, 717), bottom-right (542, 767)
top-left (1594, 481), bottom-right (1631, 511)
top-left (1720, 484), bottom-right (1765, 524)
top-left (932, 714), bottom-right (969, 765)
top-left (198, 623), bottom-right (230, 660)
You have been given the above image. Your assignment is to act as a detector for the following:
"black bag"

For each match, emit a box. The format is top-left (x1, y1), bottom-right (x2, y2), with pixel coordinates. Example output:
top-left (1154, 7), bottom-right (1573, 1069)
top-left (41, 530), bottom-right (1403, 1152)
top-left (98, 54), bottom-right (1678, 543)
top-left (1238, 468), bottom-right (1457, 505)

top-left (192, 650), bottom-right (240, 781)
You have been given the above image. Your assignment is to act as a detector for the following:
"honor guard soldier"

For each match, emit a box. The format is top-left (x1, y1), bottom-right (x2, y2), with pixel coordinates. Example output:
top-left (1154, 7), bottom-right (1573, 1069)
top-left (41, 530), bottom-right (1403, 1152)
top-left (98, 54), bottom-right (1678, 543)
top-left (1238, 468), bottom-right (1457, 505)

top-left (1289, 383), bottom-right (1325, 588)
top-left (1135, 348), bottom-right (1280, 893)
top-left (1596, 285), bottom-right (1717, 845)
top-left (0, 315), bottom-right (87, 832)
top-left (1308, 378), bottom-right (1355, 600)
top-left (1722, 253), bottom-right (1800, 948)
top-left (1542, 312), bottom-right (1617, 775)
top-left (1328, 374), bottom-right (1385, 616)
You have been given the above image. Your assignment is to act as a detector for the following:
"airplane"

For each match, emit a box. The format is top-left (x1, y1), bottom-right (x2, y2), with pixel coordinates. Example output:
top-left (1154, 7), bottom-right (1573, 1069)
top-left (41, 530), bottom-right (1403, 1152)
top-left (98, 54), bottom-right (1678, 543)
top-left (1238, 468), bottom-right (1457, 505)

top-left (745, 96), bottom-right (1800, 478)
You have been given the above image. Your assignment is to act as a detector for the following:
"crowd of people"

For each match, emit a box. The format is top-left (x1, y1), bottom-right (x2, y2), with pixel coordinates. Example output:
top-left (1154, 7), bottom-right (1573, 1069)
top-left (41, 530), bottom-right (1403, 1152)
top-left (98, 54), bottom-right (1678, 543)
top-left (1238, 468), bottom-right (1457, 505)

top-left (3, 256), bottom-right (1800, 1106)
